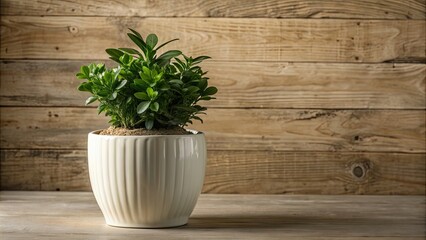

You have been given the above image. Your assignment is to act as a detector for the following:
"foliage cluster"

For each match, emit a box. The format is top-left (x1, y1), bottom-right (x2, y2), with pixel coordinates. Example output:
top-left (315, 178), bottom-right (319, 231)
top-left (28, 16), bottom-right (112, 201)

top-left (77, 29), bottom-right (217, 129)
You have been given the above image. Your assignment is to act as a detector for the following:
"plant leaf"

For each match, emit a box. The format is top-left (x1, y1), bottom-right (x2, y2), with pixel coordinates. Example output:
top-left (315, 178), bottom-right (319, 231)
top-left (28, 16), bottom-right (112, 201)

top-left (85, 96), bottom-right (97, 105)
top-left (198, 79), bottom-right (208, 90)
top-left (155, 38), bottom-right (179, 51)
top-left (146, 87), bottom-right (158, 99)
top-left (137, 101), bottom-right (151, 114)
top-left (185, 86), bottom-right (199, 94)
top-left (157, 50), bottom-right (182, 62)
top-left (109, 91), bottom-right (118, 100)
top-left (173, 105), bottom-right (197, 112)
top-left (145, 119), bottom-right (154, 129)
top-left (199, 96), bottom-right (215, 101)
top-left (116, 80), bottom-right (127, 90)
top-left (127, 33), bottom-right (147, 52)
top-left (78, 83), bottom-right (92, 92)
top-left (119, 48), bottom-right (142, 57)
top-left (192, 55), bottom-right (211, 64)
top-left (128, 28), bottom-right (142, 39)
top-left (76, 72), bottom-right (86, 79)
top-left (105, 48), bottom-right (124, 59)
top-left (146, 34), bottom-right (158, 49)
top-left (150, 102), bottom-right (159, 112)
top-left (80, 66), bottom-right (90, 77)
top-left (169, 79), bottom-right (183, 85)
top-left (134, 92), bottom-right (150, 100)
top-left (109, 57), bottom-right (121, 64)
top-left (203, 86), bottom-right (218, 96)
top-left (97, 103), bottom-right (106, 114)
top-left (192, 115), bottom-right (204, 123)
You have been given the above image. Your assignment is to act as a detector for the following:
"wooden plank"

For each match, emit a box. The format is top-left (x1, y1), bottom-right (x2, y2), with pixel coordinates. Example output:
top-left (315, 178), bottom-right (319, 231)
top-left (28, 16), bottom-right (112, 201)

top-left (1, 17), bottom-right (424, 63)
top-left (0, 192), bottom-right (425, 239)
top-left (0, 107), bottom-right (424, 152)
top-left (1, 0), bottom-right (425, 19)
top-left (203, 151), bottom-right (426, 195)
top-left (0, 150), bottom-right (89, 191)
top-left (1, 60), bottom-right (425, 109)
top-left (1, 149), bottom-right (425, 194)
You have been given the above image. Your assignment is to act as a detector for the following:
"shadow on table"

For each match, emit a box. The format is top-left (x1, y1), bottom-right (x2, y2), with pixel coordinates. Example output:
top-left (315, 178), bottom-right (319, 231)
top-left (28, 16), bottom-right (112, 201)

top-left (184, 214), bottom-right (375, 229)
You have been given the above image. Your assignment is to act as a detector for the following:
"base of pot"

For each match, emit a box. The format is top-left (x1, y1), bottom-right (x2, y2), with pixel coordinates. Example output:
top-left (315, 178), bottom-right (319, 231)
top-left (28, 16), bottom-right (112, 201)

top-left (106, 217), bottom-right (188, 229)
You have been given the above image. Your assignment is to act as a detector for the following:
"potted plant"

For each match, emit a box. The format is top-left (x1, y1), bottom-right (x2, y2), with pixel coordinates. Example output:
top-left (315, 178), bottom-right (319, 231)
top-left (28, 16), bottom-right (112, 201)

top-left (76, 29), bottom-right (217, 228)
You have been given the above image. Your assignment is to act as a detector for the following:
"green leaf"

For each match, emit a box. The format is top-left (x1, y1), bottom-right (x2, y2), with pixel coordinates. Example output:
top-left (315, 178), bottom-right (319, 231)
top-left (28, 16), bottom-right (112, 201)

top-left (150, 102), bottom-right (159, 112)
top-left (175, 57), bottom-right (185, 67)
top-left (173, 105), bottom-right (197, 112)
top-left (155, 38), bottom-right (179, 51)
top-left (145, 119), bottom-right (154, 129)
top-left (105, 48), bottom-right (124, 59)
top-left (199, 96), bottom-right (215, 101)
top-left (76, 72), bottom-right (86, 79)
top-left (146, 87), bottom-right (158, 99)
top-left (118, 48), bottom-right (141, 56)
top-left (185, 86), bottom-right (199, 94)
top-left (113, 67), bottom-right (121, 81)
top-left (146, 34), bottom-right (158, 49)
top-left (169, 79), bottom-right (183, 85)
top-left (97, 103), bottom-right (106, 114)
top-left (172, 62), bottom-right (184, 72)
top-left (85, 96), bottom-right (97, 105)
top-left (80, 66), bottom-right (90, 77)
top-left (203, 86), bottom-right (218, 96)
top-left (193, 105), bottom-right (207, 111)
top-left (116, 80), bottom-right (127, 90)
top-left (137, 101), bottom-right (151, 114)
top-left (192, 115), bottom-right (204, 123)
top-left (154, 72), bottom-right (164, 82)
top-left (108, 57), bottom-right (121, 64)
top-left (78, 83), bottom-right (92, 92)
top-left (119, 54), bottom-right (131, 64)
top-left (156, 58), bottom-right (170, 67)
top-left (128, 28), bottom-right (142, 39)
top-left (192, 55), bottom-right (211, 64)
top-left (127, 33), bottom-right (147, 52)
top-left (109, 91), bottom-right (118, 100)
top-left (168, 65), bottom-right (177, 73)
top-left (104, 71), bottom-right (113, 83)
top-left (157, 50), bottom-right (182, 61)
top-left (142, 66), bottom-right (151, 76)
top-left (134, 92), bottom-right (150, 100)
top-left (139, 72), bottom-right (151, 83)
top-left (198, 79), bottom-right (208, 90)
top-left (97, 89), bottom-right (109, 97)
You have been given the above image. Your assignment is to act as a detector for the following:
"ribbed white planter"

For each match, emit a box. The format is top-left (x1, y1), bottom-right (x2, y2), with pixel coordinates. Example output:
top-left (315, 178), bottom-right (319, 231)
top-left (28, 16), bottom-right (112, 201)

top-left (87, 130), bottom-right (207, 228)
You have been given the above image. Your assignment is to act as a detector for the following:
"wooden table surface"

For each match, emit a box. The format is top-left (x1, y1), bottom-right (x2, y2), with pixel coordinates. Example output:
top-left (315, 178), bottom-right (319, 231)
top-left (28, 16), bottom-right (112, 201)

top-left (0, 191), bottom-right (424, 239)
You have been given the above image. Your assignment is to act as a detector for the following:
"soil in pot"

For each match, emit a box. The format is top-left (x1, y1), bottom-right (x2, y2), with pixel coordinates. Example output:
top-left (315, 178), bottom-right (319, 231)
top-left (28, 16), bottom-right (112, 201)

top-left (99, 126), bottom-right (192, 136)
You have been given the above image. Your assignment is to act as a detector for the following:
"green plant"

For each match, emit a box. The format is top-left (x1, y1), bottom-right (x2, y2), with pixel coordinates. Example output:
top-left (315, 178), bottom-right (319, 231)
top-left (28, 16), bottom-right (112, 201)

top-left (76, 29), bottom-right (217, 130)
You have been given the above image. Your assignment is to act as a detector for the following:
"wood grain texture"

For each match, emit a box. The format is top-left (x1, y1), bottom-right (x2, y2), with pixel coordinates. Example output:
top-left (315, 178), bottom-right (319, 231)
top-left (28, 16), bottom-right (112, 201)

top-left (1, 0), bottom-right (425, 19)
top-left (1, 107), bottom-right (424, 152)
top-left (0, 150), bottom-right (89, 191)
top-left (1, 60), bottom-right (425, 109)
top-left (0, 192), bottom-right (425, 239)
top-left (1, 17), bottom-right (424, 63)
top-left (1, 149), bottom-right (424, 194)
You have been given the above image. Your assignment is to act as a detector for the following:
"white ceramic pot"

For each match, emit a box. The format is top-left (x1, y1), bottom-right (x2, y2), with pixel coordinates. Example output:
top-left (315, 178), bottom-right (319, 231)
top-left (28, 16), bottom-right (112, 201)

top-left (87, 130), bottom-right (207, 228)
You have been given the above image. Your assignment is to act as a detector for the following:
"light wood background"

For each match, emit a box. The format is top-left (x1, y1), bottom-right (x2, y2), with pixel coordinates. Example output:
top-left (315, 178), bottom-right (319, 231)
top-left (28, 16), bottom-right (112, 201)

top-left (0, 0), bottom-right (425, 194)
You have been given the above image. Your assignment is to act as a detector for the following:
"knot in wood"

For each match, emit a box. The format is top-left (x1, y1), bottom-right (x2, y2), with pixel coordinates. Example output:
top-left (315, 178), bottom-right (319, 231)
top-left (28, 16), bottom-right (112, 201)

top-left (348, 159), bottom-right (373, 181)
top-left (68, 26), bottom-right (79, 34)
top-left (352, 166), bottom-right (364, 178)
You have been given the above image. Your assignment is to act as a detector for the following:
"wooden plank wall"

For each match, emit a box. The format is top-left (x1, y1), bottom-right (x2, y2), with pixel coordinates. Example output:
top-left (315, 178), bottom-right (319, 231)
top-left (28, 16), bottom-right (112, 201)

top-left (0, 0), bottom-right (425, 194)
